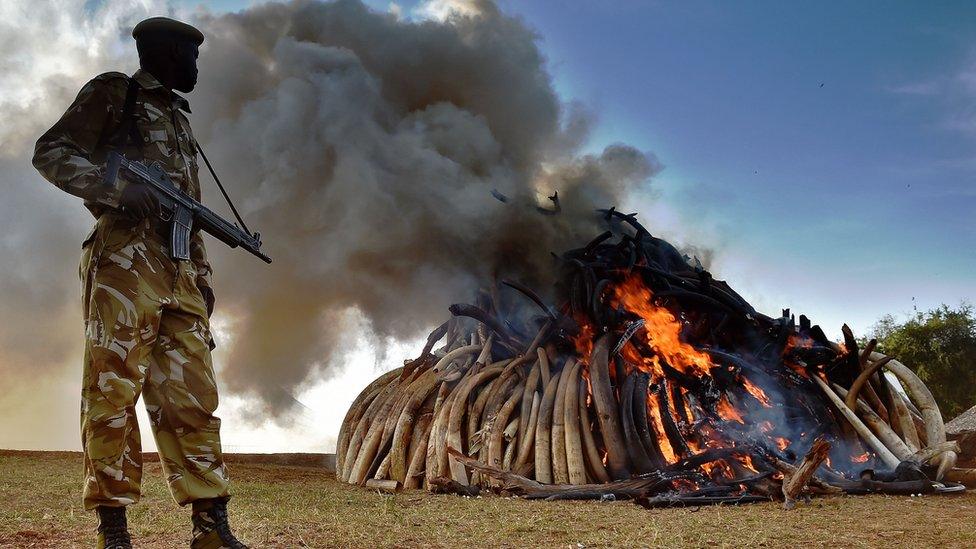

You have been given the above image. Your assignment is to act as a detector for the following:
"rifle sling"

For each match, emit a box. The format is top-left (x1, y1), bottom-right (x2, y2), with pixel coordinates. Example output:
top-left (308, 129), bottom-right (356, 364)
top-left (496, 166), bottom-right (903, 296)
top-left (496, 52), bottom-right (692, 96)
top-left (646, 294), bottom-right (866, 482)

top-left (108, 74), bottom-right (253, 238)
top-left (108, 76), bottom-right (144, 154)
top-left (195, 140), bottom-right (252, 236)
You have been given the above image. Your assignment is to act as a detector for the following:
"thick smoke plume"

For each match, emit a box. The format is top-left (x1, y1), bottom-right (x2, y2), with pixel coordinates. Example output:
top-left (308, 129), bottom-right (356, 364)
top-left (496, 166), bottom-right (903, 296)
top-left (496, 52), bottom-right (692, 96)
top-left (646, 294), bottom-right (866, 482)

top-left (0, 0), bottom-right (660, 425)
top-left (187, 0), bottom-right (660, 413)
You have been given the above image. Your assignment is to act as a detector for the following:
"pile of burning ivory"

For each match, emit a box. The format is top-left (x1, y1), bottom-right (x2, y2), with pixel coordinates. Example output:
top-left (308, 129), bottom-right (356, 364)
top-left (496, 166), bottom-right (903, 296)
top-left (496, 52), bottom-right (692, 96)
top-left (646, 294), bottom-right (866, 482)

top-left (336, 210), bottom-right (973, 506)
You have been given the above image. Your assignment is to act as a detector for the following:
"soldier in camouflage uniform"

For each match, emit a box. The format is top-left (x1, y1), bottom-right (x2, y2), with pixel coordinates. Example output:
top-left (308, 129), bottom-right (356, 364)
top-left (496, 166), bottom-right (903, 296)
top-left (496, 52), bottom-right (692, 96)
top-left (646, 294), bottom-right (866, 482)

top-left (33, 17), bottom-right (247, 549)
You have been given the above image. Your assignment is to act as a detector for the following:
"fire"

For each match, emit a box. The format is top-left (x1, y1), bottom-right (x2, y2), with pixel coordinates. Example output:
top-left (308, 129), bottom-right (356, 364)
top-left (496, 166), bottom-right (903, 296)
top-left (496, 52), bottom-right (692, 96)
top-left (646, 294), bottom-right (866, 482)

top-left (782, 333), bottom-right (813, 378)
top-left (784, 332), bottom-right (814, 351)
top-left (572, 317), bottom-right (595, 358)
top-left (742, 377), bottom-right (771, 407)
top-left (666, 386), bottom-right (681, 419)
top-left (716, 395), bottom-right (744, 424)
top-left (735, 453), bottom-right (759, 473)
top-left (339, 222), bottom-right (955, 503)
top-left (787, 362), bottom-right (811, 379)
top-left (646, 393), bottom-right (677, 464)
top-left (611, 275), bottom-right (715, 377)
top-left (703, 460), bottom-right (730, 478)
top-left (682, 390), bottom-right (696, 423)
top-left (570, 266), bottom-right (866, 487)
top-left (620, 343), bottom-right (663, 378)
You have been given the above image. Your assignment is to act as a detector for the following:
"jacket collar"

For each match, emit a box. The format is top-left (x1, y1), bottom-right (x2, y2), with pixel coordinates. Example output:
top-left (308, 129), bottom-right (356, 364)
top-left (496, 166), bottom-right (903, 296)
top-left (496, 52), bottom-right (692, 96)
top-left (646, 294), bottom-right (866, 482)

top-left (132, 69), bottom-right (192, 113)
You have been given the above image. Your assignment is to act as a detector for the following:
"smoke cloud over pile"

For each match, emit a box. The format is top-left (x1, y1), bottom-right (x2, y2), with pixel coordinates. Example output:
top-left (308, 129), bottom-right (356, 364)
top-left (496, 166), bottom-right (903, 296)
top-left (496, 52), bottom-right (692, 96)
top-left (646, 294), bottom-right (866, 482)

top-left (0, 0), bottom-right (660, 425)
top-left (189, 0), bottom-right (660, 411)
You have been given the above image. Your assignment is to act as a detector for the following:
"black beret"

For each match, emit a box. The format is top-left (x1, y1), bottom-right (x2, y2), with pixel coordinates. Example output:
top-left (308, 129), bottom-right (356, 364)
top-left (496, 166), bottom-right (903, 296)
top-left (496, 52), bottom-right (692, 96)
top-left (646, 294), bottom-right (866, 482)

top-left (132, 17), bottom-right (204, 45)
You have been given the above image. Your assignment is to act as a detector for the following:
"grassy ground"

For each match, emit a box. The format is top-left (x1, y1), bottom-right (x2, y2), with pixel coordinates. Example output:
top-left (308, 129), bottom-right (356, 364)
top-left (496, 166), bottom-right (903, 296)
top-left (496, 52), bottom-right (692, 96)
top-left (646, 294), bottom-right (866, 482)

top-left (1, 451), bottom-right (974, 548)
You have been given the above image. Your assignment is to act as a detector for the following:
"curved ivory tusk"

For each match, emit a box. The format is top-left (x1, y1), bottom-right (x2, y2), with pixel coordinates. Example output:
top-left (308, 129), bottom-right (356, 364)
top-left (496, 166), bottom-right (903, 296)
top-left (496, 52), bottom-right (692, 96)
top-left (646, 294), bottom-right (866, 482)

top-left (562, 359), bottom-right (587, 484)
top-left (446, 363), bottom-right (506, 485)
top-left (813, 375), bottom-right (900, 469)
top-left (868, 352), bottom-right (956, 480)
top-left (488, 382), bottom-right (525, 475)
top-left (578, 378), bottom-right (610, 483)
top-left (514, 391), bottom-right (541, 472)
top-left (844, 356), bottom-right (892, 412)
top-left (342, 376), bottom-right (401, 483)
top-left (833, 383), bottom-right (913, 461)
top-left (911, 441), bottom-right (961, 465)
top-left (336, 367), bottom-right (402, 478)
top-left (588, 335), bottom-right (631, 479)
top-left (404, 411), bottom-right (434, 490)
top-left (535, 362), bottom-right (564, 484)
top-left (551, 357), bottom-right (577, 484)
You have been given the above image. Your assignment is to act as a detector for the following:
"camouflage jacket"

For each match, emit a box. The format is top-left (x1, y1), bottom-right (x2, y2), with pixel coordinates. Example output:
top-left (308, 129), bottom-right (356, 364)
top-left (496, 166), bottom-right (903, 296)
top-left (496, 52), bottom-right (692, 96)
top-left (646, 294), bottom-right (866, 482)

top-left (33, 69), bottom-right (213, 289)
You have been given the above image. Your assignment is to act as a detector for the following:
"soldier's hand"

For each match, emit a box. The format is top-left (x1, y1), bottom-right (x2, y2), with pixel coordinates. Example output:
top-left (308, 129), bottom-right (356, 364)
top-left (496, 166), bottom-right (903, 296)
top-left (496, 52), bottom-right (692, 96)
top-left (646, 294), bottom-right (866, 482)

top-left (119, 181), bottom-right (159, 220)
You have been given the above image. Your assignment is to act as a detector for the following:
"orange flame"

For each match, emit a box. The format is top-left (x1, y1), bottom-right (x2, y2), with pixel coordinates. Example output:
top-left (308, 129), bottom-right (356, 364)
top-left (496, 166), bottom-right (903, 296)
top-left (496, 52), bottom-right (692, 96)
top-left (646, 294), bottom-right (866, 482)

top-left (742, 377), bottom-right (772, 407)
top-left (702, 459), bottom-right (734, 479)
top-left (572, 317), bottom-right (595, 358)
top-left (716, 395), bottom-right (745, 424)
top-left (852, 452), bottom-right (870, 463)
top-left (784, 333), bottom-right (814, 351)
top-left (774, 437), bottom-right (790, 451)
top-left (782, 334), bottom-right (813, 377)
top-left (647, 393), bottom-right (677, 464)
top-left (612, 275), bottom-right (715, 377)
top-left (735, 453), bottom-right (759, 473)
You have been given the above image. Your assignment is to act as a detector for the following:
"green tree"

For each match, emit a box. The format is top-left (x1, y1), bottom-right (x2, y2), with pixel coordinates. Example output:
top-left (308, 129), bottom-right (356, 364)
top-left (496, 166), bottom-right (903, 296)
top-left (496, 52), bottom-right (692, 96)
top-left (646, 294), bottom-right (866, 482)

top-left (868, 303), bottom-right (976, 420)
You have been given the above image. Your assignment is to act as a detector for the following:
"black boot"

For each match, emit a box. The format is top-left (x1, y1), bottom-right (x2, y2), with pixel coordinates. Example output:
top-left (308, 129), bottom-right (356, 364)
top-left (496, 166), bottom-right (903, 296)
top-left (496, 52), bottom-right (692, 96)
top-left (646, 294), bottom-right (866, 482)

top-left (95, 506), bottom-right (132, 549)
top-left (190, 497), bottom-right (248, 549)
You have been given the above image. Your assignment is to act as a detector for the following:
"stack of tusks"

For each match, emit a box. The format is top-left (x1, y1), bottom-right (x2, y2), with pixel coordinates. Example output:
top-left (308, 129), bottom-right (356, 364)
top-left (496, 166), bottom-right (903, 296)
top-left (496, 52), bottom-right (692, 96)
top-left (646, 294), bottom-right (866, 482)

top-left (334, 315), bottom-right (976, 494)
top-left (813, 340), bottom-right (959, 481)
top-left (335, 317), bottom-right (617, 491)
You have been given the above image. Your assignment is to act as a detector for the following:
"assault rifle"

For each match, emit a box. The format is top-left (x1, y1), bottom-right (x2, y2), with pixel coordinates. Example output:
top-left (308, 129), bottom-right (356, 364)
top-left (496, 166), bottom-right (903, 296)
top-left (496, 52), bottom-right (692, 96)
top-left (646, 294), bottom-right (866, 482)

top-left (103, 151), bottom-right (272, 264)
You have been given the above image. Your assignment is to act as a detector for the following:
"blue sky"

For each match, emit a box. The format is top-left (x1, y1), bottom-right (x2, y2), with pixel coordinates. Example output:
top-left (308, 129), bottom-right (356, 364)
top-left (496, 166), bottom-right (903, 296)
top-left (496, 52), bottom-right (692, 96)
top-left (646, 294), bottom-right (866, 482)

top-left (188, 0), bottom-right (976, 335)
top-left (501, 1), bottom-right (976, 334)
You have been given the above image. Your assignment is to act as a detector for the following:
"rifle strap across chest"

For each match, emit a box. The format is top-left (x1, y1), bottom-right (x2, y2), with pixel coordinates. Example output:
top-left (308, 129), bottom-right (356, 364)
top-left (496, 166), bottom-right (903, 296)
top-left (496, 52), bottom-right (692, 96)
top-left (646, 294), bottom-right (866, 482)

top-left (109, 76), bottom-right (144, 154)
top-left (106, 74), bottom-right (255, 237)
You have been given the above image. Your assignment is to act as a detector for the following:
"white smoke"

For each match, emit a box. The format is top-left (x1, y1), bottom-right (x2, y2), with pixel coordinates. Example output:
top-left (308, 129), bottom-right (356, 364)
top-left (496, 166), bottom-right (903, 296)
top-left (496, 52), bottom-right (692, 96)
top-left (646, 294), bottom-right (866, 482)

top-left (414, 0), bottom-right (483, 21)
top-left (187, 0), bottom-right (659, 412)
top-left (0, 1), bottom-right (661, 429)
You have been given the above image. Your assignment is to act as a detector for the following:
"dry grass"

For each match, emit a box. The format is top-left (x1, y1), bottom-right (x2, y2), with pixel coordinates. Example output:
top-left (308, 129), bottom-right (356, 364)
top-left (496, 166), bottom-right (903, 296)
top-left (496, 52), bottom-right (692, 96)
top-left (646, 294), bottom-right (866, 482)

top-left (1, 451), bottom-right (974, 548)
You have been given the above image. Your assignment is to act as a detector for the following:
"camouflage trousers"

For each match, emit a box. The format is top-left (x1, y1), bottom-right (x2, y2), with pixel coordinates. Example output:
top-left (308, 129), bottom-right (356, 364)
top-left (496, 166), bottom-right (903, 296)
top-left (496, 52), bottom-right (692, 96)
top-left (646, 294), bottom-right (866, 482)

top-left (80, 216), bottom-right (230, 510)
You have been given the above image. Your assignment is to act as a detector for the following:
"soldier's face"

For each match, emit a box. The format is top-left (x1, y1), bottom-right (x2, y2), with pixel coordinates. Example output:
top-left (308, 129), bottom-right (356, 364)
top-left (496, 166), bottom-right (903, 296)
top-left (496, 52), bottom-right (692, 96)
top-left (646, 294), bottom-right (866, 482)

top-left (172, 41), bottom-right (199, 93)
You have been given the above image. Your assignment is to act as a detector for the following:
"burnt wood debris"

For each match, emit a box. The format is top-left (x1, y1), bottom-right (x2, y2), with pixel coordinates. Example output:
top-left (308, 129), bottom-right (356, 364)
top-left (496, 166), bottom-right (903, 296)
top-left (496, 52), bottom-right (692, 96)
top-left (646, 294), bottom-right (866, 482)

top-left (336, 208), bottom-right (973, 508)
